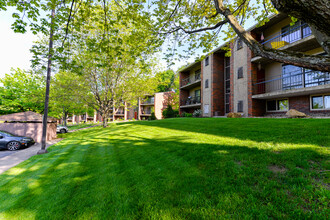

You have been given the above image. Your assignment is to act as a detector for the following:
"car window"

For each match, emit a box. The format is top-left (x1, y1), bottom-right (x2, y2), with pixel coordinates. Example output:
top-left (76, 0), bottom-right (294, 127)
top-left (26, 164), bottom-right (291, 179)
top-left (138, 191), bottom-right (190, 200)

top-left (0, 131), bottom-right (14, 136)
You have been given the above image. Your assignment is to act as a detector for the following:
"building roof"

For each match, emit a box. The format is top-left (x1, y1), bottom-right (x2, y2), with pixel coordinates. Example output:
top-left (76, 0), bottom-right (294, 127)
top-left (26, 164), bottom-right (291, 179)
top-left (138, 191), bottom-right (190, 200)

top-left (0, 111), bottom-right (57, 123)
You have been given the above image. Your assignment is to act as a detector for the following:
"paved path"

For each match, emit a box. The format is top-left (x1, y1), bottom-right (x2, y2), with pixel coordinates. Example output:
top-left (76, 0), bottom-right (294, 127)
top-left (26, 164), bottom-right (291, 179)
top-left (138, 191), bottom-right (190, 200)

top-left (0, 139), bottom-right (63, 174)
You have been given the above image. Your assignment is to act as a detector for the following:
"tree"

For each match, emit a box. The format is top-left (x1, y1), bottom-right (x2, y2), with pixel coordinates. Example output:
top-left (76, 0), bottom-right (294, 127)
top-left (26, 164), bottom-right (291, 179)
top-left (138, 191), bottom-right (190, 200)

top-left (2, 0), bottom-right (84, 153)
top-left (154, 0), bottom-right (330, 71)
top-left (0, 68), bottom-right (45, 115)
top-left (50, 71), bottom-right (89, 126)
top-left (62, 2), bottom-right (160, 127)
top-left (155, 69), bottom-right (179, 93)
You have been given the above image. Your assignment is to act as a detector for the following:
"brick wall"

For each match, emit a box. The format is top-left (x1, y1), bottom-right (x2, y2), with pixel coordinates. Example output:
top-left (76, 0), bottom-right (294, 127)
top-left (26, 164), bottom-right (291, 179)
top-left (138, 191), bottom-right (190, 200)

top-left (247, 44), bottom-right (266, 116)
top-left (289, 95), bottom-right (330, 116)
top-left (211, 52), bottom-right (225, 116)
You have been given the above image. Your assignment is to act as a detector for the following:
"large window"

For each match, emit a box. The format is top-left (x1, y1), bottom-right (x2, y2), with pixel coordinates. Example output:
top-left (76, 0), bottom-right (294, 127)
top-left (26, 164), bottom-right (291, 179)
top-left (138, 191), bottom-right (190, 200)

top-left (311, 95), bottom-right (330, 110)
top-left (195, 89), bottom-right (201, 103)
top-left (282, 65), bottom-right (303, 90)
top-left (267, 99), bottom-right (288, 111)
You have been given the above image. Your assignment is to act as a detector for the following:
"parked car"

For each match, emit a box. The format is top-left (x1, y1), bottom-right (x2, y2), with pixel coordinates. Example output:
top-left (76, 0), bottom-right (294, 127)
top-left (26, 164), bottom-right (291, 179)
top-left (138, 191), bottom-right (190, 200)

top-left (57, 125), bottom-right (68, 133)
top-left (0, 131), bottom-right (35, 151)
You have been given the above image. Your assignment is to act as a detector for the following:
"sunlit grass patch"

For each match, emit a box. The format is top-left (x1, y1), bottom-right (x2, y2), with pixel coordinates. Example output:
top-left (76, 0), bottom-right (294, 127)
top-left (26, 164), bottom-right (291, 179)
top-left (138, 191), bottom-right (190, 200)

top-left (0, 118), bottom-right (329, 219)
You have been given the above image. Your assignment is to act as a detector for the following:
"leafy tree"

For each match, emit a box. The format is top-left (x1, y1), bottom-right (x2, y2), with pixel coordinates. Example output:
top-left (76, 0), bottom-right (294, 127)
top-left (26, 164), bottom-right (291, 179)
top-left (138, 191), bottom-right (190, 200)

top-left (155, 69), bottom-right (178, 93)
top-left (62, 2), bottom-right (160, 127)
top-left (154, 0), bottom-right (330, 71)
top-left (0, 68), bottom-right (45, 115)
top-left (50, 71), bottom-right (89, 126)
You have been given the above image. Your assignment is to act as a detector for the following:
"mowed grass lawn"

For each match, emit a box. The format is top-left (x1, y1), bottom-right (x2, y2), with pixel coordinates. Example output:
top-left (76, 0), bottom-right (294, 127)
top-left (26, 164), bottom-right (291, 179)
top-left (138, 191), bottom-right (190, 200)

top-left (0, 118), bottom-right (329, 219)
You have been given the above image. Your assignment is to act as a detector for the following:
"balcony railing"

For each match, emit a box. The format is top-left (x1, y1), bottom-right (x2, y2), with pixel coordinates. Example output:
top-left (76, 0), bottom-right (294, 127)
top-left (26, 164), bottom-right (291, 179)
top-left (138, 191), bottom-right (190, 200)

top-left (180, 74), bottom-right (201, 87)
top-left (142, 99), bottom-right (154, 105)
top-left (115, 111), bottom-right (125, 115)
top-left (254, 69), bottom-right (330, 95)
top-left (180, 96), bottom-right (201, 106)
top-left (260, 23), bottom-right (312, 49)
top-left (141, 110), bottom-right (151, 115)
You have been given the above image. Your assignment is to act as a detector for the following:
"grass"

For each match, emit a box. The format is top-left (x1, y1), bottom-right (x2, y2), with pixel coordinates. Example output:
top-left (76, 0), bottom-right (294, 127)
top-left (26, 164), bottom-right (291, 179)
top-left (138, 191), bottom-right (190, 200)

top-left (0, 118), bottom-right (329, 219)
top-left (66, 123), bottom-right (99, 131)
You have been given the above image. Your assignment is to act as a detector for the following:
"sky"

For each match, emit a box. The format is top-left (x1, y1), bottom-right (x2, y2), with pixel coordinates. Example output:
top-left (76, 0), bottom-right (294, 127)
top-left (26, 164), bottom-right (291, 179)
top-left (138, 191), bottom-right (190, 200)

top-left (0, 7), bottom-right (39, 78)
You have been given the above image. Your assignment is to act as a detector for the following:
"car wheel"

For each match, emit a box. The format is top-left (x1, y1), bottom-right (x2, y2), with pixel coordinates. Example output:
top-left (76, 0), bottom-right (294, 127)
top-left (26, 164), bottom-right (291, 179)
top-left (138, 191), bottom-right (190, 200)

top-left (7, 141), bottom-right (20, 151)
top-left (60, 129), bottom-right (66, 134)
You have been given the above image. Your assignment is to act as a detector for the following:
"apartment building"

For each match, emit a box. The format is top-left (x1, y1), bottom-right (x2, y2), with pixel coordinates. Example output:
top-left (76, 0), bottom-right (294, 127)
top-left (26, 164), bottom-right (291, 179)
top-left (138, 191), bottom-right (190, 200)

top-left (179, 13), bottom-right (330, 117)
top-left (137, 91), bottom-right (174, 120)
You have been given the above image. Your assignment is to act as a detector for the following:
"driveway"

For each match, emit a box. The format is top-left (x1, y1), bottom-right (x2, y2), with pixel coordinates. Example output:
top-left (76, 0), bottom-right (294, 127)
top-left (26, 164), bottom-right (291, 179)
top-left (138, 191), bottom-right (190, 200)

top-left (0, 139), bottom-right (63, 174)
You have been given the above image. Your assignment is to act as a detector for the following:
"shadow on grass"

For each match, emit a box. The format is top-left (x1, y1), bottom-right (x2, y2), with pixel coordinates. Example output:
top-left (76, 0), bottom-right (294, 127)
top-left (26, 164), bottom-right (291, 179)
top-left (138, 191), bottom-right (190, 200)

top-left (0, 125), bottom-right (328, 219)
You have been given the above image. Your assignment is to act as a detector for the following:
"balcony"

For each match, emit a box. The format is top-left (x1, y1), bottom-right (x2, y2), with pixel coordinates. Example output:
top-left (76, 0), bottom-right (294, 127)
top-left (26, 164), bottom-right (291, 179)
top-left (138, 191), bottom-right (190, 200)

top-left (261, 23), bottom-right (312, 49)
top-left (253, 69), bottom-right (330, 99)
top-left (180, 96), bottom-right (201, 108)
top-left (180, 73), bottom-right (201, 89)
top-left (115, 111), bottom-right (125, 115)
top-left (141, 97), bottom-right (154, 105)
top-left (251, 23), bottom-right (319, 63)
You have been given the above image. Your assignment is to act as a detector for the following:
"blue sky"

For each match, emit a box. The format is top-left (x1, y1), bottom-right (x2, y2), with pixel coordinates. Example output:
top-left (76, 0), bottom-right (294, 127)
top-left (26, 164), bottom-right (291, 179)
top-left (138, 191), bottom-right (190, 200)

top-left (0, 7), bottom-right (38, 78)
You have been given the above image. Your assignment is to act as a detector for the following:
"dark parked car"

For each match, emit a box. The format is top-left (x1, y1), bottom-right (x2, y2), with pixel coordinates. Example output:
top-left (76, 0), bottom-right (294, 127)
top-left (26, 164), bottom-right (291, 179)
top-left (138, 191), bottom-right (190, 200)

top-left (0, 131), bottom-right (35, 151)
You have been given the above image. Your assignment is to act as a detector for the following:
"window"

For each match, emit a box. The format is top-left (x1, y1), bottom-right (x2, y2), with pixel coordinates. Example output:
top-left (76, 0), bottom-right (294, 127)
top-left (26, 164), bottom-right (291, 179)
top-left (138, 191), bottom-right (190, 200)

top-left (195, 69), bottom-right (201, 81)
top-left (282, 65), bottom-right (303, 90)
top-left (237, 67), bottom-right (243, 79)
top-left (237, 38), bottom-right (243, 50)
top-left (205, 57), bottom-right (209, 66)
top-left (205, 79), bottom-right (209, 88)
top-left (237, 101), bottom-right (243, 112)
top-left (267, 99), bottom-right (288, 111)
top-left (282, 62), bottom-right (329, 90)
top-left (311, 95), bottom-right (330, 110)
top-left (204, 104), bottom-right (209, 114)
top-left (194, 89), bottom-right (201, 103)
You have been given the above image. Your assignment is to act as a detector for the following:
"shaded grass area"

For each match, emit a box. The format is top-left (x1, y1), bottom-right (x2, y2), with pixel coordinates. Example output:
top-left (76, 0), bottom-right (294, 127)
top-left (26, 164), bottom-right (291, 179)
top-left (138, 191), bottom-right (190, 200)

top-left (0, 118), bottom-right (329, 219)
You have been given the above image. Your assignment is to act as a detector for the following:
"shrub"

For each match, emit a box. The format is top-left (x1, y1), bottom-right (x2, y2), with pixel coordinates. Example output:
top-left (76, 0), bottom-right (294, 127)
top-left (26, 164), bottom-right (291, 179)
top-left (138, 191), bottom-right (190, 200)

top-left (182, 112), bottom-right (193, 117)
top-left (149, 112), bottom-right (156, 120)
top-left (193, 109), bottom-right (202, 117)
top-left (162, 105), bottom-right (178, 118)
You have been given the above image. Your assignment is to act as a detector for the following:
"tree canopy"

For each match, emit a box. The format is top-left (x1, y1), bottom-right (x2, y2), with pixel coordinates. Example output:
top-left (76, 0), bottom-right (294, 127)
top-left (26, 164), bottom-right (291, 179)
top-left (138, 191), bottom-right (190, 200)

top-left (154, 0), bottom-right (330, 71)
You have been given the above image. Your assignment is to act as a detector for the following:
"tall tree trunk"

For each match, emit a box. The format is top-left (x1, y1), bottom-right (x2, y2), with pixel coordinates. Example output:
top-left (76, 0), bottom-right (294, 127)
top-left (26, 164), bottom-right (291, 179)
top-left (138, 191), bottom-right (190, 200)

top-left (38, 8), bottom-right (55, 154)
top-left (102, 115), bottom-right (107, 128)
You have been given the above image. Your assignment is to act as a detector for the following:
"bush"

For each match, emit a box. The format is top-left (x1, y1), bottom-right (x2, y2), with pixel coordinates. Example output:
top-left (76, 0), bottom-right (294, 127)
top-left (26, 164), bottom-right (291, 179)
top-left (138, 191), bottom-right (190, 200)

top-left (149, 112), bottom-right (156, 120)
top-left (193, 109), bottom-right (202, 117)
top-left (182, 112), bottom-right (193, 117)
top-left (162, 105), bottom-right (178, 118)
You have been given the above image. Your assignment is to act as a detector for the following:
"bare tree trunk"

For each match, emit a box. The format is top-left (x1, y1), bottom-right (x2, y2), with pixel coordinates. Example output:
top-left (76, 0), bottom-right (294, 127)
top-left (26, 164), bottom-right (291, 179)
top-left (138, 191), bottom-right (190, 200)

top-left (38, 8), bottom-right (55, 155)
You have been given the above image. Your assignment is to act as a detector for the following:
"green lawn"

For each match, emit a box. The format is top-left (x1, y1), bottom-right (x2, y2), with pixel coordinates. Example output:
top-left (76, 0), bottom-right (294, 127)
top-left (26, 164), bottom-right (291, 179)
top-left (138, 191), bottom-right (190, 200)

top-left (0, 118), bottom-right (329, 219)
top-left (67, 123), bottom-right (99, 131)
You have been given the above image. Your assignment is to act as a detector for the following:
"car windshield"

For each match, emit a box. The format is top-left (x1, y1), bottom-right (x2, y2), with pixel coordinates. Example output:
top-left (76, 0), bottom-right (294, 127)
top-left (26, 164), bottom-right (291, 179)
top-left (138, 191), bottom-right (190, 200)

top-left (0, 131), bottom-right (15, 137)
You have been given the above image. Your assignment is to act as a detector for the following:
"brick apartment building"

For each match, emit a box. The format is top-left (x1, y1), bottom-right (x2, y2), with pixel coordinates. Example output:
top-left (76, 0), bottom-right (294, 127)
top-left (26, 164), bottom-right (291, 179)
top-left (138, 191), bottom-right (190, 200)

top-left (179, 14), bottom-right (330, 117)
top-left (137, 91), bottom-right (174, 120)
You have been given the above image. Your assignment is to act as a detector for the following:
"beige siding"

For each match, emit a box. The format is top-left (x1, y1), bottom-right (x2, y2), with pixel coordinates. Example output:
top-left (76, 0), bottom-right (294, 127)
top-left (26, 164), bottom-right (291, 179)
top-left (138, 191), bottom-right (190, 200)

top-left (202, 55), bottom-right (212, 117)
top-left (233, 39), bottom-right (248, 116)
